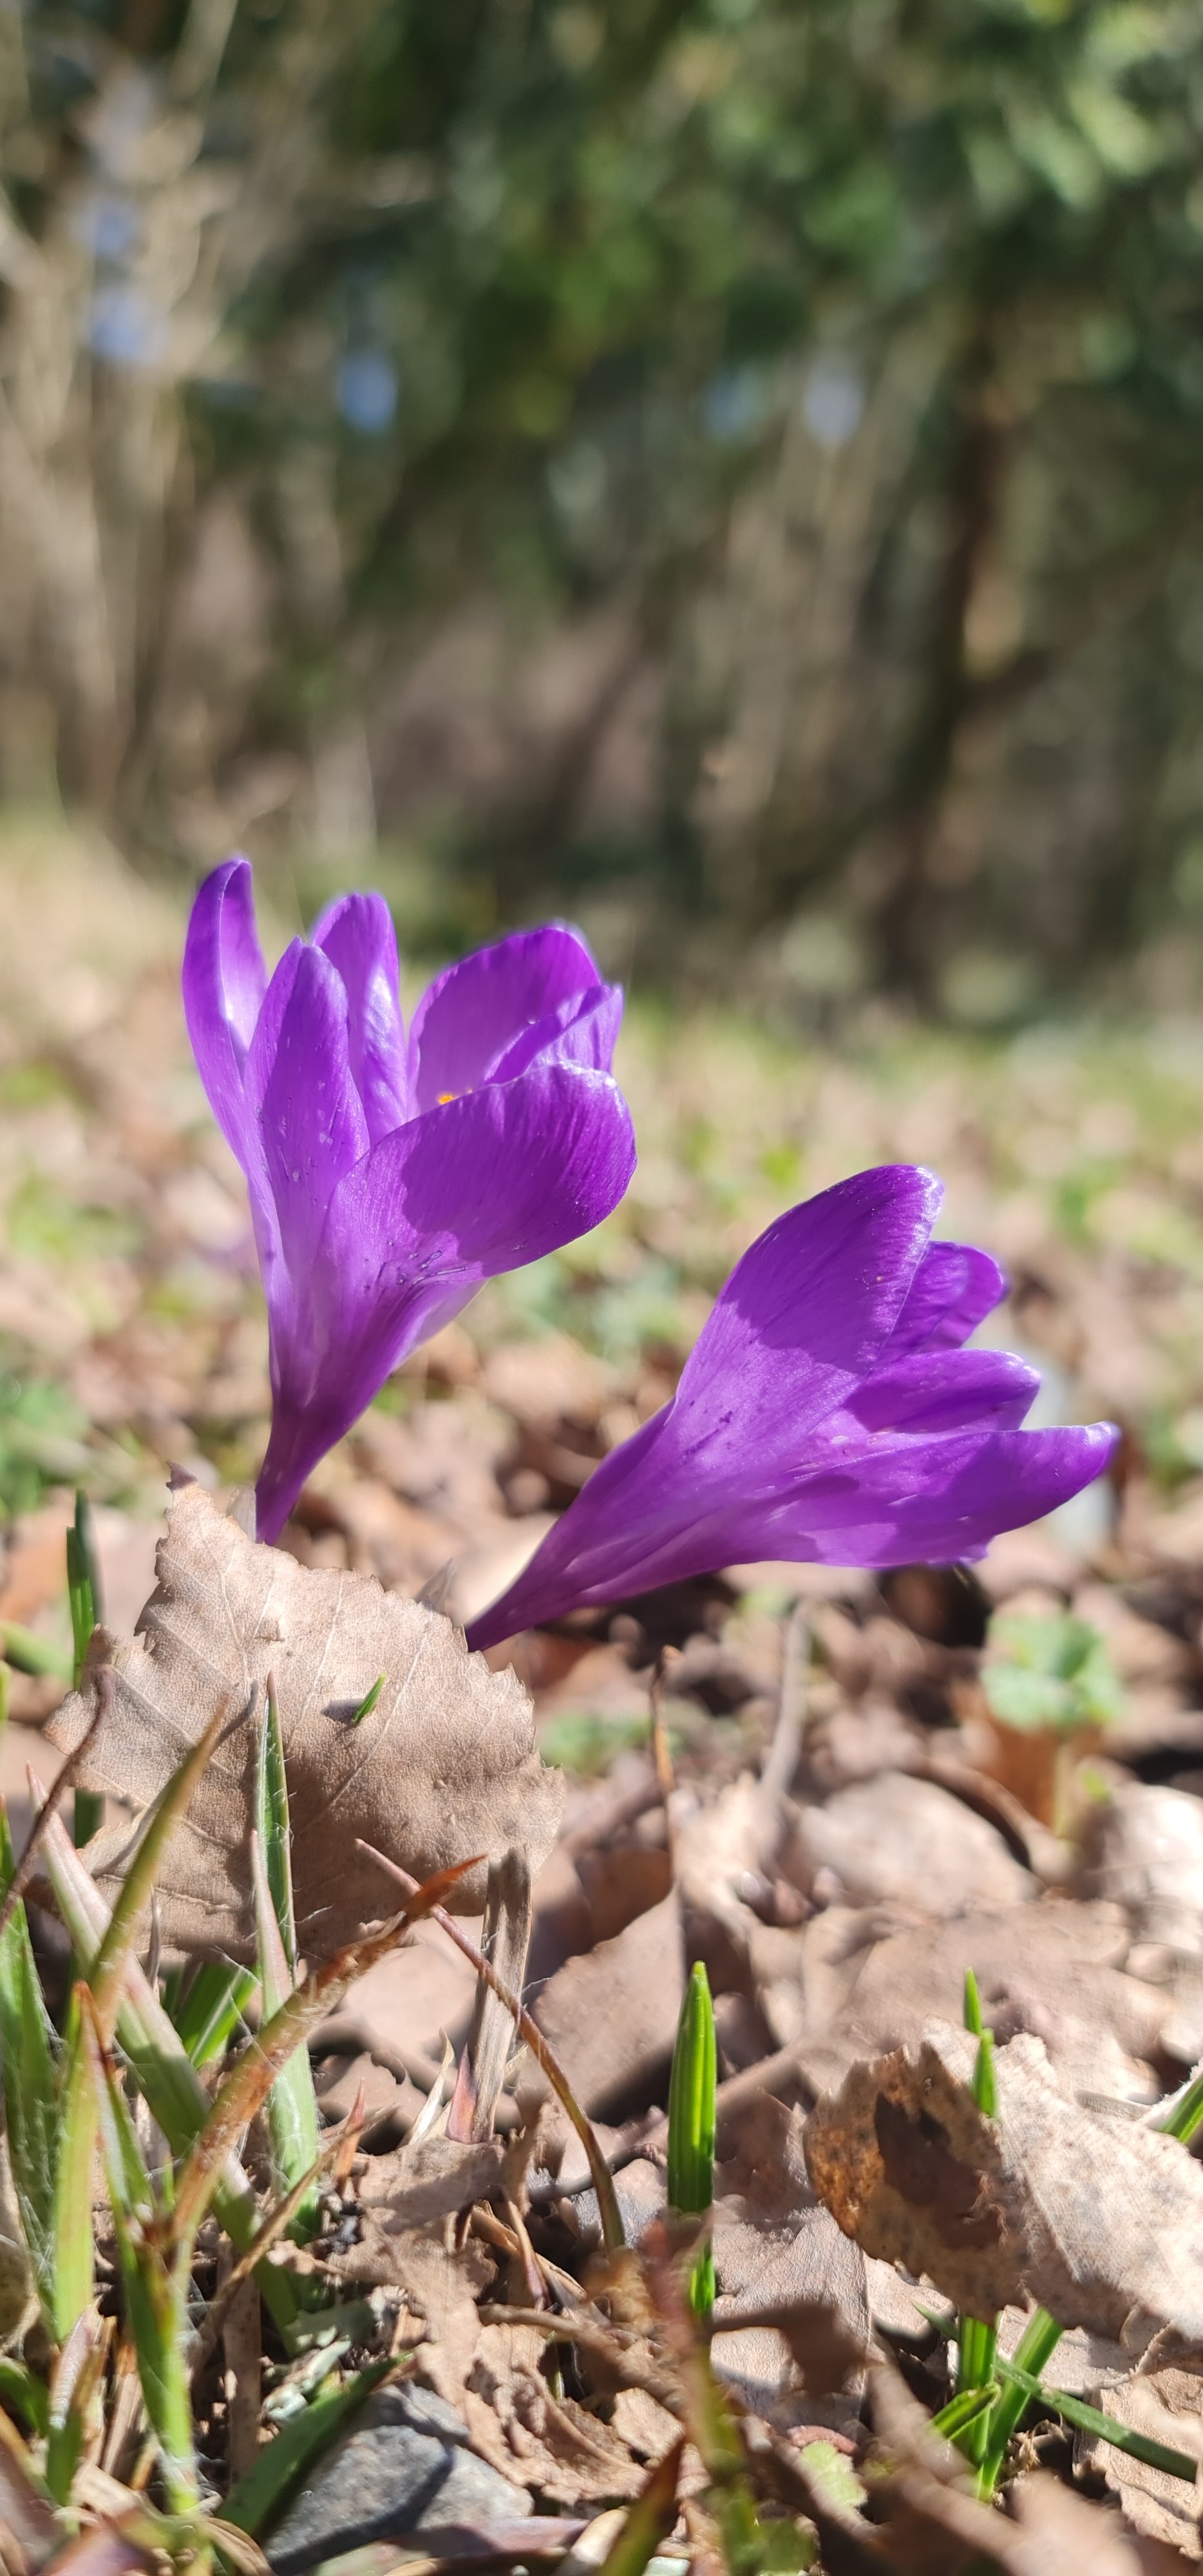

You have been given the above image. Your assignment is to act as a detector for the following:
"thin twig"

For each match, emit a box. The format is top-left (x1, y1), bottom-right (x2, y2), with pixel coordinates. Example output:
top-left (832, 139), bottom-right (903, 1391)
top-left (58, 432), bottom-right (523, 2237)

top-left (355, 1841), bottom-right (628, 2258)
top-left (650, 1653), bottom-right (679, 1875)
top-left (761, 1603), bottom-right (809, 1798)
top-left (0, 1673), bottom-right (112, 1946)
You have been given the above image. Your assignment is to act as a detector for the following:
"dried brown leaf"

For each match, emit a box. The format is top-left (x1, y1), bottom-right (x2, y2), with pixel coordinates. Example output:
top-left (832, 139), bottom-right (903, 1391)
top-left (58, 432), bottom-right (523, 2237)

top-left (712, 2096), bottom-right (870, 2425)
top-left (47, 1484), bottom-right (564, 1957)
top-left (808, 2020), bottom-right (1203, 2345)
top-left (532, 1891), bottom-right (685, 2118)
top-left (1079, 2365), bottom-right (1203, 2559)
top-left (357, 2133), bottom-right (507, 2233)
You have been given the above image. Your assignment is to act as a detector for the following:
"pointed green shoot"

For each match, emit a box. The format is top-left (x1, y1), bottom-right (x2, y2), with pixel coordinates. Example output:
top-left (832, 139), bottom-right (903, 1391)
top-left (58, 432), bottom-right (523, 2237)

top-left (349, 1675), bottom-right (384, 1728)
top-left (256, 1678), bottom-right (296, 1975)
top-left (667, 1960), bottom-right (716, 2322)
top-left (954, 1969), bottom-right (999, 2463)
top-left (976, 2306), bottom-right (1064, 2496)
top-left (89, 1709), bottom-right (225, 2047)
top-left (251, 1824), bottom-right (321, 2242)
top-left (164, 1960), bottom-right (258, 2068)
top-left (0, 1797), bottom-right (62, 2327)
top-left (67, 1493), bottom-right (103, 1848)
top-left (930, 2382), bottom-right (999, 2442)
top-left (78, 1991), bottom-right (197, 2512)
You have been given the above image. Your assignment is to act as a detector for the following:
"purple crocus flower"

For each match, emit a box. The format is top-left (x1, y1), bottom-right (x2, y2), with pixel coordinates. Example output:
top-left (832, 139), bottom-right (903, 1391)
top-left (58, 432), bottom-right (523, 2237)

top-left (466, 1164), bottom-right (1117, 1648)
top-left (184, 857), bottom-right (636, 1541)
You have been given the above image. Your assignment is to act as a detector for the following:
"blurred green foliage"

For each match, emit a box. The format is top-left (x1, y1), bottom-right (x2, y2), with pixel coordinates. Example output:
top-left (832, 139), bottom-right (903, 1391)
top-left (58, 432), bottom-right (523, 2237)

top-left (4, 0), bottom-right (1203, 996)
top-left (981, 1609), bottom-right (1124, 1734)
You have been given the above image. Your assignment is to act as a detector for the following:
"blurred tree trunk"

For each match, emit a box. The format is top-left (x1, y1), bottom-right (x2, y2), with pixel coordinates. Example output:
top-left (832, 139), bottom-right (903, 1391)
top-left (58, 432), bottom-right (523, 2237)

top-left (868, 314), bottom-right (1010, 1001)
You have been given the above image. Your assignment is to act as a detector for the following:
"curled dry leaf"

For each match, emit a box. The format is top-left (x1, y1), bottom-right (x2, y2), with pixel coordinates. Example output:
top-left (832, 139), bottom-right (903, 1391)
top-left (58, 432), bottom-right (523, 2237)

top-left (807, 2020), bottom-right (1203, 2346)
top-left (47, 1483), bottom-right (564, 1958)
top-left (1078, 2366), bottom-right (1203, 2562)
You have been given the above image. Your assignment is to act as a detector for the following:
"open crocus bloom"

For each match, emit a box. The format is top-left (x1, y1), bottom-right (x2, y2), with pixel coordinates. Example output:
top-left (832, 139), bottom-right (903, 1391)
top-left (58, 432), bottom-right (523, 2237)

top-left (466, 1165), bottom-right (1117, 1649)
top-left (184, 857), bottom-right (636, 1540)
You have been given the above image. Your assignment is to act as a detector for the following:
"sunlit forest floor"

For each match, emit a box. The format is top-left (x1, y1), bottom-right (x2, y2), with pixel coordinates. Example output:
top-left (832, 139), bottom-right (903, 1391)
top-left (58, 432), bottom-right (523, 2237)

top-left (12, 820), bottom-right (1203, 2557)
top-left (5, 816), bottom-right (1203, 1556)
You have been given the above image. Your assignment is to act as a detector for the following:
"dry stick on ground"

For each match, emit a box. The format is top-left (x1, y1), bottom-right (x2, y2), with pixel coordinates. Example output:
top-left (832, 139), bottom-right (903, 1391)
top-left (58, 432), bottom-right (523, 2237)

top-left (221, 2270), bottom-right (262, 2484)
top-left (761, 1604), bottom-right (809, 1800)
top-left (0, 1671), bottom-right (113, 1945)
top-left (650, 1651), bottom-right (680, 1877)
top-left (356, 1841), bottom-right (627, 2256)
top-left (447, 1844), bottom-right (533, 2145)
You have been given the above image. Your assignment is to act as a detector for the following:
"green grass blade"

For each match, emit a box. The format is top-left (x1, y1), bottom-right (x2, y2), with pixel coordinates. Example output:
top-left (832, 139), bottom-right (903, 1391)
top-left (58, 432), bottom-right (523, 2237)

top-left (256, 1678), bottom-right (296, 1975)
top-left (89, 1709), bottom-right (225, 2045)
top-left (50, 1991), bottom-right (98, 2344)
top-left (596, 2437), bottom-right (686, 2576)
top-left (993, 2353), bottom-right (1197, 2481)
top-left (251, 1823), bottom-right (321, 2242)
top-left (79, 1993), bottom-right (196, 2511)
top-left (36, 1799), bottom-right (296, 2332)
top-left (0, 2360), bottom-right (47, 2438)
top-left (67, 1495), bottom-right (103, 1849)
top-left (222, 2362), bottom-right (394, 2536)
top-left (66, 1493), bottom-right (100, 1684)
top-left (930, 2381), bottom-right (999, 2441)
top-left (0, 1803), bottom-right (61, 2324)
top-left (667, 1960), bottom-right (716, 2322)
top-left (165, 1960), bottom-right (258, 2068)
top-left (45, 2310), bottom-right (106, 2505)
top-left (1159, 2070), bottom-right (1203, 2146)
top-left (977, 2307), bottom-right (1064, 2493)
top-left (1, 1624), bottom-right (71, 1681)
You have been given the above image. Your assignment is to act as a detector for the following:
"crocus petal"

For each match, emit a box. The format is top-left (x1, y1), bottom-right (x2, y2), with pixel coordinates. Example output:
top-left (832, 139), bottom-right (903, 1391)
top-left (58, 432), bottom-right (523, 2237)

top-left (667, 1166), bottom-right (943, 1482)
top-left (181, 857), bottom-right (268, 1166)
top-left (842, 1347), bottom-right (1039, 1436)
top-left (311, 891), bottom-right (409, 1141)
top-left (254, 1062), bottom-right (636, 1541)
top-left (488, 985), bottom-right (625, 1084)
top-left (730, 1421), bottom-right (1121, 1569)
top-left (883, 1240), bottom-right (1006, 1358)
top-left (252, 942), bottom-right (368, 1288)
top-left (408, 924), bottom-right (612, 1112)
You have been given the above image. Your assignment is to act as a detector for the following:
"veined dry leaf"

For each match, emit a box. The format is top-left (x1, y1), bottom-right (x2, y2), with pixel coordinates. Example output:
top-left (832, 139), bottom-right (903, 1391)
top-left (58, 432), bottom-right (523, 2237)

top-left (357, 2133), bottom-right (506, 2235)
top-left (1079, 2365), bottom-right (1203, 2561)
top-left (807, 2020), bottom-right (1203, 2345)
top-left (712, 2096), bottom-right (870, 2427)
top-left (47, 1483), bottom-right (563, 1958)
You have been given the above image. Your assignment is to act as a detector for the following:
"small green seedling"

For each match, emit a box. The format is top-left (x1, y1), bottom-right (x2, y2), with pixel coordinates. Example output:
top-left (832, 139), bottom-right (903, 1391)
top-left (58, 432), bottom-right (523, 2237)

top-left (979, 1610), bottom-right (1123, 1830)
top-left (667, 1960), bottom-right (716, 2322)
top-left (981, 1610), bottom-right (1123, 1734)
top-left (254, 1678), bottom-right (322, 2241)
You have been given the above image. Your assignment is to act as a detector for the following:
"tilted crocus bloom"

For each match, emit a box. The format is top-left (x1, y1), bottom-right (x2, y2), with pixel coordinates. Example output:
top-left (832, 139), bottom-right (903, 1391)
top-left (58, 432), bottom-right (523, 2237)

top-left (466, 1165), bottom-right (1118, 1649)
top-left (184, 857), bottom-right (636, 1542)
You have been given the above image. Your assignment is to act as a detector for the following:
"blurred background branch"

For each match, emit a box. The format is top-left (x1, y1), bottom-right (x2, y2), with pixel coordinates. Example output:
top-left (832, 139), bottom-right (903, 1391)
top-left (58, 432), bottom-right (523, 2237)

top-left (2, 0), bottom-right (1203, 1018)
